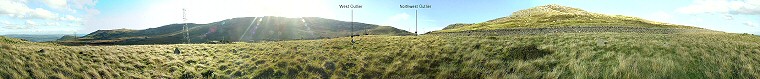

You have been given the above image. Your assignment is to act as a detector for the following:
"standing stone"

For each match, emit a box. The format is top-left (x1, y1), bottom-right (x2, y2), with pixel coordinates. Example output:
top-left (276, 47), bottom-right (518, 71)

top-left (174, 48), bottom-right (181, 54)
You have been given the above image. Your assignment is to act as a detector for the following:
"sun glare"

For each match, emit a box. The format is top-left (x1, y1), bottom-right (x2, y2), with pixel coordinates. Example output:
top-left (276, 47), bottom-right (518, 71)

top-left (144, 0), bottom-right (336, 24)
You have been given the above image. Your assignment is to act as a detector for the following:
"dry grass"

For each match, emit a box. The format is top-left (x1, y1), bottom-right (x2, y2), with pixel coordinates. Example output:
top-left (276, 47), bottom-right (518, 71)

top-left (1, 32), bottom-right (760, 78)
top-left (435, 4), bottom-right (698, 33)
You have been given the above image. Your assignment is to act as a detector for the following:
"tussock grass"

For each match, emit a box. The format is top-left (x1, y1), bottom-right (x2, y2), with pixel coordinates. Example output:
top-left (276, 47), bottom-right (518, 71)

top-left (436, 4), bottom-right (699, 33)
top-left (1, 33), bottom-right (760, 78)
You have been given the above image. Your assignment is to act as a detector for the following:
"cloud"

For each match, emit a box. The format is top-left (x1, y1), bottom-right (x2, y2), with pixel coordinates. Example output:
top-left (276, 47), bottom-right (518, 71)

top-left (1, 21), bottom-right (9, 25)
top-left (43, 0), bottom-right (68, 10)
top-left (744, 21), bottom-right (758, 27)
top-left (83, 7), bottom-right (99, 18)
top-left (678, 0), bottom-right (760, 15)
top-left (43, 0), bottom-right (98, 13)
top-left (67, 23), bottom-right (81, 26)
top-left (1, 21), bottom-right (29, 29)
top-left (67, 23), bottom-right (83, 26)
top-left (45, 22), bottom-right (60, 26)
top-left (29, 8), bottom-right (58, 19)
top-left (0, 21), bottom-right (13, 29)
top-left (10, 0), bottom-right (28, 3)
top-left (2, 20), bottom-right (76, 29)
top-left (730, 0), bottom-right (760, 15)
top-left (0, 0), bottom-right (97, 30)
top-left (723, 14), bottom-right (734, 20)
top-left (25, 20), bottom-right (38, 26)
top-left (0, 0), bottom-right (32, 16)
top-left (60, 15), bottom-right (81, 22)
top-left (0, 0), bottom-right (59, 20)
top-left (69, 0), bottom-right (97, 10)
top-left (18, 20), bottom-right (64, 28)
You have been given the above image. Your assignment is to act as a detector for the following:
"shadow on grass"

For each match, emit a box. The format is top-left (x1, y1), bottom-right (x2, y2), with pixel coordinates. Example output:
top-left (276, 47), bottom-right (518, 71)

top-left (506, 44), bottom-right (552, 60)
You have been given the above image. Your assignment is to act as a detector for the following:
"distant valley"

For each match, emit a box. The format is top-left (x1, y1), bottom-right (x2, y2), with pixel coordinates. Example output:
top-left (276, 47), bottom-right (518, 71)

top-left (1, 34), bottom-right (86, 42)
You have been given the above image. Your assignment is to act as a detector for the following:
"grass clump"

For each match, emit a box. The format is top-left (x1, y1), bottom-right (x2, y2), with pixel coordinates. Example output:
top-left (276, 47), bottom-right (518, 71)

top-left (504, 44), bottom-right (553, 60)
top-left (1, 32), bottom-right (760, 78)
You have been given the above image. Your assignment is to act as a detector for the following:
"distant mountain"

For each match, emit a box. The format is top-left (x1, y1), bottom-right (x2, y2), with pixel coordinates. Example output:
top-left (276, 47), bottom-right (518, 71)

top-left (0, 36), bottom-right (58, 46)
top-left (432, 4), bottom-right (704, 33)
top-left (61, 16), bottom-right (413, 45)
top-left (1, 34), bottom-right (85, 42)
top-left (56, 35), bottom-right (78, 41)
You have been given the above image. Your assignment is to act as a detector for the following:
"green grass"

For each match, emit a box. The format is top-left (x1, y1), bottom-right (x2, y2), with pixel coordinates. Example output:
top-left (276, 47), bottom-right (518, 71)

top-left (435, 4), bottom-right (699, 33)
top-left (1, 32), bottom-right (760, 78)
top-left (70, 17), bottom-right (413, 45)
top-left (3, 4), bottom-right (753, 79)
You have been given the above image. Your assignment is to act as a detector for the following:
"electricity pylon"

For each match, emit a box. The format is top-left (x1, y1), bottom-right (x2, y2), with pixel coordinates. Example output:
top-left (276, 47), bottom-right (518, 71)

top-left (183, 8), bottom-right (190, 44)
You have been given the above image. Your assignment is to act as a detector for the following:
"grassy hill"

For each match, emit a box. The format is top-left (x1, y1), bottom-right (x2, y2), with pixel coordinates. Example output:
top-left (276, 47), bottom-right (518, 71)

top-left (433, 4), bottom-right (700, 33)
top-left (3, 33), bottom-right (760, 78)
top-left (2, 4), bottom-right (760, 79)
top-left (62, 16), bottom-right (413, 45)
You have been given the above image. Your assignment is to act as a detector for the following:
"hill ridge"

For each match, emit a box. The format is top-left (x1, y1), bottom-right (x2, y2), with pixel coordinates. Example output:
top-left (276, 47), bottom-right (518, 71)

top-left (435, 4), bottom-right (703, 33)
top-left (63, 16), bottom-right (413, 45)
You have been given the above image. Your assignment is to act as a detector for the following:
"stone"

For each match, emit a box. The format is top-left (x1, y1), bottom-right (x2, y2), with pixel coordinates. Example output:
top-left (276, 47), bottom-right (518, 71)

top-left (37, 49), bottom-right (45, 53)
top-left (596, 39), bottom-right (607, 46)
top-left (174, 48), bottom-right (181, 54)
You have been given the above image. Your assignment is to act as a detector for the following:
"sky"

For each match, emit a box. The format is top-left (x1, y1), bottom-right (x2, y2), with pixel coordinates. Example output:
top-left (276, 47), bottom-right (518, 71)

top-left (0, 0), bottom-right (759, 35)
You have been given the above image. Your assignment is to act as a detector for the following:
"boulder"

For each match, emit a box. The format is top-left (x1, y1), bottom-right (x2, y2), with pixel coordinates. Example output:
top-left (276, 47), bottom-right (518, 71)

top-left (174, 48), bottom-right (181, 54)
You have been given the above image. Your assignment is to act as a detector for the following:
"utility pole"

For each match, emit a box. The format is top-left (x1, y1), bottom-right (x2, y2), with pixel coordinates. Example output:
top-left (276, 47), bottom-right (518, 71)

top-left (351, 9), bottom-right (354, 43)
top-left (339, 4), bottom-right (362, 44)
top-left (399, 4), bottom-right (430, 35)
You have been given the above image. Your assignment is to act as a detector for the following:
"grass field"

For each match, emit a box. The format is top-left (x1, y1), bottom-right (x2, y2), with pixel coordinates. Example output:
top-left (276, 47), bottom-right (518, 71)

top-left (2, 31), bottom-right (760, 78)
top-left (434, 4), bottom-right (698, 33)
top-left (3, 4), bottom-right (758, 78)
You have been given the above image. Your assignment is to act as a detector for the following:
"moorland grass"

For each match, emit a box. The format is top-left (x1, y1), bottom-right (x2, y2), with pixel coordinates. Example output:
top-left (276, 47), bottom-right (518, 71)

top-left (435, 4), bottom-right (698, 33)
top-left (1, 32), bottom-right (759, 78)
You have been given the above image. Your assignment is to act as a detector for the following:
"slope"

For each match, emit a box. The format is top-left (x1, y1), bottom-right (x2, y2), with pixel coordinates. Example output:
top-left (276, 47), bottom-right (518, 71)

top-left (63, 16), bottom-right (413, 45)
top-left (432, 4), bottom-right (704, 33)
top-left (3, 32), bottom-right (760, 78)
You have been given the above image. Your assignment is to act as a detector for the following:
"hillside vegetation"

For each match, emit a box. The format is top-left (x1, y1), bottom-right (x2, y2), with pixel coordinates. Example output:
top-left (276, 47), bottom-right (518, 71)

top-left (62, 16), bottom-right (413, 45)
top-left (2, 4), bottom-right (759, 79)
top-left (434, 4), bottom-right (699, 33)
top-left (3, 32), bottom-right (760, 78)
